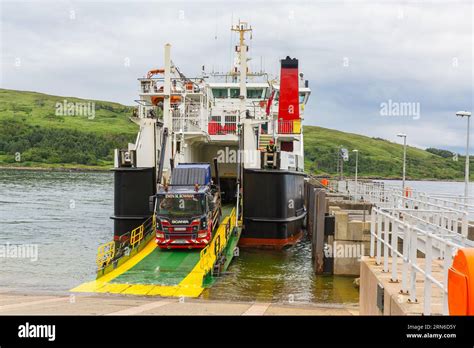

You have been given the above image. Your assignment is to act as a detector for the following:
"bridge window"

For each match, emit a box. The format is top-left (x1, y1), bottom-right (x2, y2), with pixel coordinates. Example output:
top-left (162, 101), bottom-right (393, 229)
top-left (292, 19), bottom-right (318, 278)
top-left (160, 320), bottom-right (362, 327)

top-left (230, 88), bottom-right (240, 98)
top-left (247, 89), bottom-right (264, 99)
top-left (212, 88), bottom-right (227, 99)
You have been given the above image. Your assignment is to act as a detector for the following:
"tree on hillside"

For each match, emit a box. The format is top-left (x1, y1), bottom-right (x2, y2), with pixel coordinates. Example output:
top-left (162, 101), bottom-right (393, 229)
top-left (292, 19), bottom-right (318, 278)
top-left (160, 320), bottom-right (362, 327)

top-left (426, 148), bottom-right (454, 158)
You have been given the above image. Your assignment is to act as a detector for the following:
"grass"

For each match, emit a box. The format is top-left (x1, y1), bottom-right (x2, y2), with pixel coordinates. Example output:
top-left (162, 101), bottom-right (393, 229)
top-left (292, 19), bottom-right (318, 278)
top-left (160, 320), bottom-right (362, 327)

top-left (304, 126), bottom-right (468, 180)
top-left (0, 88), bottom-right (468, 180)
top-left (0, 89), bottom-right (137, 135)
top-left (0, 88), bottom-right (137, 167)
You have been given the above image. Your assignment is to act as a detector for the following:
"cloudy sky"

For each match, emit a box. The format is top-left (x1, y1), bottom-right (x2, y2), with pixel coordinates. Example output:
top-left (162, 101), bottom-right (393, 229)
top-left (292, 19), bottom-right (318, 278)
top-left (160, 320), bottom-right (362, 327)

top-left (0, 0), bottom-right (472, 152)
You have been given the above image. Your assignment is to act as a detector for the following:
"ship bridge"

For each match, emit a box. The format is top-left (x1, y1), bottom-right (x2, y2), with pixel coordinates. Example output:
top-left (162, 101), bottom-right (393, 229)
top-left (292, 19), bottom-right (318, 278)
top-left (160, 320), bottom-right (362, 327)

top-left (128, 21), bottom-right (311, 204)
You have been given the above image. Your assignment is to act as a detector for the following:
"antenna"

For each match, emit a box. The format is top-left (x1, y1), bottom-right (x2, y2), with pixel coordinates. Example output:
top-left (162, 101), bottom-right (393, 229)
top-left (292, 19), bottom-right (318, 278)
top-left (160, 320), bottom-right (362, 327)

top-left (213, 10), bottom-right (217, 75)
top-left (230, 20), bottom-right (252, 77)
top-left (229, 13), bottom-right (233, 74)
top-left (214, 9), bottom-right (218, 41)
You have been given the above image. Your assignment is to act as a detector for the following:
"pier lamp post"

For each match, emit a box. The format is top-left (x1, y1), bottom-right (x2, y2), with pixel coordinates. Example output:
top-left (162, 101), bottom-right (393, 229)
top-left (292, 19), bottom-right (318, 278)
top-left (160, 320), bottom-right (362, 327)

top-left (353, 149), bottom-right (359, 195)
top-left (397, 133), bottom-right (407, 195)
top-left (456, 111), bottom-right (472, 202)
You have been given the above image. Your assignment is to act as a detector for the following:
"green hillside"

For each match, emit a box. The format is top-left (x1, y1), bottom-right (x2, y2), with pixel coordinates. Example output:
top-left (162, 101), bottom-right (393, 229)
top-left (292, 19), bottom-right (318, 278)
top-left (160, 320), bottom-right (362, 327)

top-left (0, 88), bottom-right (468, 179)
top-left (0, 89), bottom-right (137, 169)
top-left (304, 126), bottom-right (468, 180)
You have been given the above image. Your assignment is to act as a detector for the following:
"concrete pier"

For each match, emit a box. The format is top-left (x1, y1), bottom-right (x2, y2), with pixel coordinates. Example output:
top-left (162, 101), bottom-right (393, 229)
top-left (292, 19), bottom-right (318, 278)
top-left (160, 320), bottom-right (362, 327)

top-left (0, 291), bottom-right (358, 316)
top-left (325, 196), bottom-right (372, 276)
top-left (359, 257), bottom-right (446, 315)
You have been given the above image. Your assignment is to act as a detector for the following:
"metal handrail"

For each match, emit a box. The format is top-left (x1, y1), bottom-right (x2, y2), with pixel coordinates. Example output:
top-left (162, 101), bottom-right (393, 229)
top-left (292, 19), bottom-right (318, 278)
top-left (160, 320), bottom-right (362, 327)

top-left (370, 207), bottom-right (471, 315)
top-left (199, 208), bottom-right (236, 273)
top-left (96, 214), bottom-right (156, 270)
top-left (334, 179), bottom-right (473, 315)
top-left (277, 119), bottom-right (301, 134)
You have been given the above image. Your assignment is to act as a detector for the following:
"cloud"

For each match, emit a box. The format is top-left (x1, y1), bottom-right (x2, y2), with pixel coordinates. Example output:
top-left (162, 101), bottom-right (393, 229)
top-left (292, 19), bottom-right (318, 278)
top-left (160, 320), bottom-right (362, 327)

top-left (0, 0), bottom-right (472, 151)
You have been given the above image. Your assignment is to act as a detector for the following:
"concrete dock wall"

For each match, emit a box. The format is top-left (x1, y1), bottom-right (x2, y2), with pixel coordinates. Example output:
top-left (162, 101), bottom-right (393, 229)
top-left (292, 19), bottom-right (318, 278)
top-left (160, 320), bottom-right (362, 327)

top-left (359, 257), bottom-right (445, 315)
top-left (327, 199), bottom-right (372, 276)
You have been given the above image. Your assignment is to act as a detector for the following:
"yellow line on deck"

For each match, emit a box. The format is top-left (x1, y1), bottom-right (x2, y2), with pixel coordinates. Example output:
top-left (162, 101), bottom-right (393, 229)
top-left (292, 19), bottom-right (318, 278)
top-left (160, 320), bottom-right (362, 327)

top-left (70, 238), bottom-right (157, 293)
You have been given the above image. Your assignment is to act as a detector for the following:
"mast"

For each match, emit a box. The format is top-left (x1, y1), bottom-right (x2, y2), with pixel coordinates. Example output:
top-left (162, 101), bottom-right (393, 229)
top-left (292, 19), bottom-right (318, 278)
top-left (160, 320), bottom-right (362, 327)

top-left (231, 21), bottom-right (251, 228)
top-left (162, 43), bottom-right (172, 181)
top-left (231, 21), bottom-right (252, 123)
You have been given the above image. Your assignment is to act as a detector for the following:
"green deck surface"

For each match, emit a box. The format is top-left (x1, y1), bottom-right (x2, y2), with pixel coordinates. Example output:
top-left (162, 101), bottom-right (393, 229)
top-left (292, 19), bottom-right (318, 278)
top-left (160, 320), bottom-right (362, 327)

top-left (111, 204), bottom-right (236, 286)
top-left (111, 248), bottom-right (200, 286)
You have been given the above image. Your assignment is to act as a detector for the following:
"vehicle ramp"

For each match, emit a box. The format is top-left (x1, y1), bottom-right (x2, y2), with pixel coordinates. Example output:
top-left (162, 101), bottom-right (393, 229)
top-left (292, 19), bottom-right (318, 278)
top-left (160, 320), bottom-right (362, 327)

top-left (71, 208), bottom-right (240, 298)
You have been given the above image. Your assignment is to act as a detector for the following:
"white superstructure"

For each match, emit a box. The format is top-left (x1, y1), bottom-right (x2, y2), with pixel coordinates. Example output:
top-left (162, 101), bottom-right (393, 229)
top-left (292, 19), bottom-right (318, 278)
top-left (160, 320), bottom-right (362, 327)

top-left (122, 21), bottom-right (311, 189)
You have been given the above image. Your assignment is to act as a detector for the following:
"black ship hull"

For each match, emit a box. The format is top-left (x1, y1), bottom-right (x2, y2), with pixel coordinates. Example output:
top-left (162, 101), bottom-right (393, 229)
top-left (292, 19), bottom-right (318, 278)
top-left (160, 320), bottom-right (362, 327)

top-left (240, 169), bottom-right (306, 249)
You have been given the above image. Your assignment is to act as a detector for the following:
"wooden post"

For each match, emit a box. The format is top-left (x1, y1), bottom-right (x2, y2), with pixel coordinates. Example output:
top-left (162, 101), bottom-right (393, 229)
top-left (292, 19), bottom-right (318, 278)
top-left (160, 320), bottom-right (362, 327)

top-left (307, 184), bottom-right (315, 239)
top-left (312, 188), bottom-right (327, 274)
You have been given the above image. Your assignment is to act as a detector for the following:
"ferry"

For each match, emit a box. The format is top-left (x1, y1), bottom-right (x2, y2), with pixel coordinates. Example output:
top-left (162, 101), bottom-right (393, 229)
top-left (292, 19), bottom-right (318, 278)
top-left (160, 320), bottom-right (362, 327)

top-left (113, 21), bottom-right (311, 249)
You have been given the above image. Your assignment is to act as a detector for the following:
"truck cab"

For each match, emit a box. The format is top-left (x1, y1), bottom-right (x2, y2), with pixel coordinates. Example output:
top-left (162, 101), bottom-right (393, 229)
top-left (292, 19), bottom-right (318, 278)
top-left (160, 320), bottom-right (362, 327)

top-left (154, 164), bottom-right (221, 249)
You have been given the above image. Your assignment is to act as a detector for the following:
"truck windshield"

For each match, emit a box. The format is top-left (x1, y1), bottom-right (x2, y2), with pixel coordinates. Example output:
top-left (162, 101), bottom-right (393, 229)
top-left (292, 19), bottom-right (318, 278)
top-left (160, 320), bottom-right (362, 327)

top-left (156, 194), bottom-right (204, 217)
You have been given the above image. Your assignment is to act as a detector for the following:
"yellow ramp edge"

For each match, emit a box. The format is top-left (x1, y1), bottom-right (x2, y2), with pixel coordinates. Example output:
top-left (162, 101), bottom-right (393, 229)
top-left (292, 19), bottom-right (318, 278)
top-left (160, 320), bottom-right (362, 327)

top-left (147, 285), bottom-right (179, 297)
top-left (121, 284), bottom-right (155, 296)
top-left (96, 283), bottom-right (132, 294)
top-left (71, 208), bottom-right (237, 298)
top-left (70, 280), bottom-right (106, 293)
top-left (70, 238), bottom-right (157, 293)
top-left (175, 286), bottom-right (203, 298)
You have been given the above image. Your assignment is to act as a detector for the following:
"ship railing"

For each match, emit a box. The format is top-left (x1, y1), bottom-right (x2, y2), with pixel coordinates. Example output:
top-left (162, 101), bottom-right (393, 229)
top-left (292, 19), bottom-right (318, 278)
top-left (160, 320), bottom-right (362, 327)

top-left (96, 215), bottom-right (156, 271)
top-left (277, 119), bottom-right (301, 134)
top-left (208, 115), bottom-right (238, 135)
top-left (370, 206), bottom-right (474, 315)
top-left (170, 102), bottom-right (205, 133)
top-left (172, 117), bottom-right (202, 133)
top-left (139, 77), bottom-right (203, 94)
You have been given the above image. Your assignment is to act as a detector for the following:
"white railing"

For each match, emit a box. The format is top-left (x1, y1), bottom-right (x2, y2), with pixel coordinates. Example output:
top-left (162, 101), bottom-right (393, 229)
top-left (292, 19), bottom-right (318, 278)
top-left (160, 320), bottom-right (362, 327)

top-left (335, 179), bottom-right (474, 315)
top-left (370, 206), bottom-right (474, 315)
top-left (337, 180), bottom-right (400, 204)
top-left (172, 117), bottom-right (202, 133)
top-left (170, 102), bottom-right (204, 133)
